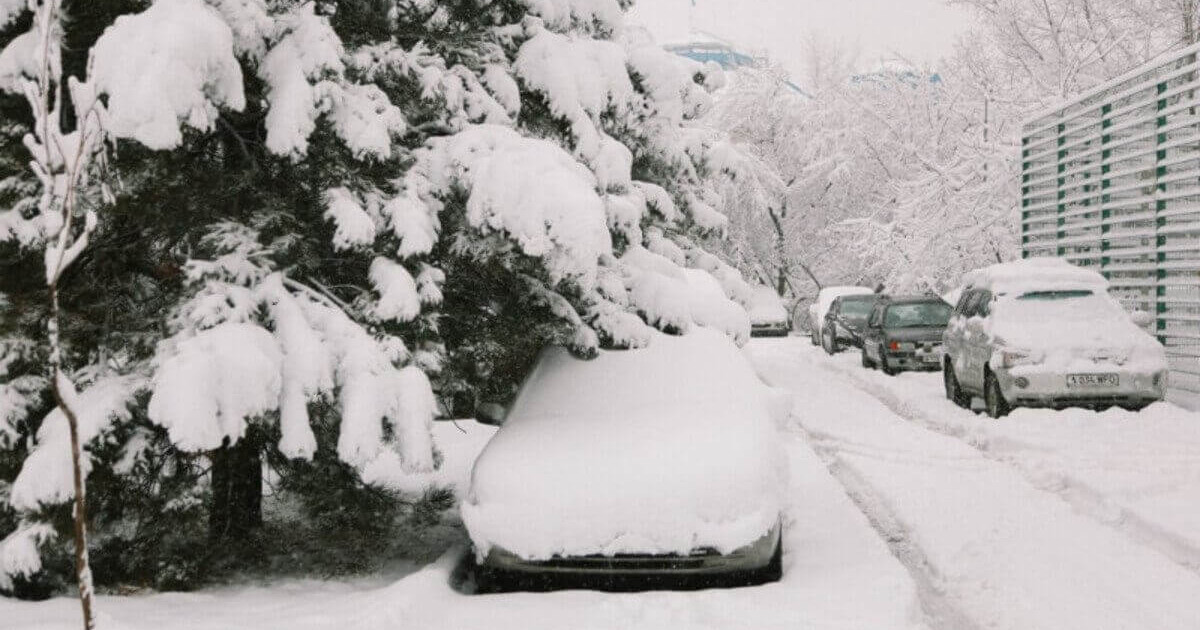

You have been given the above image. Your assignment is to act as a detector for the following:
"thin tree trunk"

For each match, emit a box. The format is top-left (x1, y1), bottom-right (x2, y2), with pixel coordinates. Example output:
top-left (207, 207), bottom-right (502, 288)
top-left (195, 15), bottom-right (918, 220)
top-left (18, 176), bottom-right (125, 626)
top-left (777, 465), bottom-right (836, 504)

top-left (48, 288), bottom-right (96, 630)
top-left (766, 206), bottom-right (822, 292)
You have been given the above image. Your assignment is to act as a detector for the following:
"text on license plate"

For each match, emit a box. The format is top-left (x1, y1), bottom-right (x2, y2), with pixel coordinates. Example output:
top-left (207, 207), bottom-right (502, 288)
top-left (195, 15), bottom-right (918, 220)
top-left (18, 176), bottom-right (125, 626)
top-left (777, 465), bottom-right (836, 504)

top-left (1066, 374), bottom-right (1119, 388)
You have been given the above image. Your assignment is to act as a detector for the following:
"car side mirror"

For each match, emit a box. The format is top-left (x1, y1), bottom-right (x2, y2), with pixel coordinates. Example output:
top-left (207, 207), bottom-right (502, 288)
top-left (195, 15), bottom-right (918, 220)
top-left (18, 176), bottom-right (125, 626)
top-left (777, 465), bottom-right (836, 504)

top-left (1130, 310), bottom-right (1155, 327)
top-left (475, 402), bottom-right (508, 427)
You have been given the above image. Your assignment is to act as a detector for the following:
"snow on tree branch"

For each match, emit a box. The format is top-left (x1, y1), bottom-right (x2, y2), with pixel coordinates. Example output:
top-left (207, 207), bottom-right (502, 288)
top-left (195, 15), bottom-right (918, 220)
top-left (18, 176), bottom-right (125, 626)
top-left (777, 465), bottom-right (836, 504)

top-left (417, 124), bottom-right (612, 291)
top-left (90, 0), bottom-right (246, 150)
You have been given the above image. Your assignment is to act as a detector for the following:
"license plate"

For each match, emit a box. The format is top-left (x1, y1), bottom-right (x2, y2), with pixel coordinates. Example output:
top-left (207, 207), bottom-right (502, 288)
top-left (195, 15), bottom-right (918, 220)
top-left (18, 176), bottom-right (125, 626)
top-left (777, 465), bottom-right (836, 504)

top-left (921, 354), bottom-right (940, 363)
top-left (1066, 374), bottom-right (1119, 388)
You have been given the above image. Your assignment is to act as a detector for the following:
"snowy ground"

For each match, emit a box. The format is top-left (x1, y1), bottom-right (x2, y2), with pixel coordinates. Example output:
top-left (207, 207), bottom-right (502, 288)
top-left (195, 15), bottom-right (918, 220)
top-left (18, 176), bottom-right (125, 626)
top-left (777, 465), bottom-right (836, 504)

top-left (2, 378), bottom-right (925, 630)
top-left (748, 338), bottom-right (1200, 630)
top-left (9, 337), bottom-right (1200, 629)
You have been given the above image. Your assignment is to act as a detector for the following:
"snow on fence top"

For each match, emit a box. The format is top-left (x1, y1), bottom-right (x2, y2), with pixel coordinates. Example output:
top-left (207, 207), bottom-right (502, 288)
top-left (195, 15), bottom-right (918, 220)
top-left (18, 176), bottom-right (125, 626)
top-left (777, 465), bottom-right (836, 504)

top-left (1020, 42), bottom-right (1200, 407)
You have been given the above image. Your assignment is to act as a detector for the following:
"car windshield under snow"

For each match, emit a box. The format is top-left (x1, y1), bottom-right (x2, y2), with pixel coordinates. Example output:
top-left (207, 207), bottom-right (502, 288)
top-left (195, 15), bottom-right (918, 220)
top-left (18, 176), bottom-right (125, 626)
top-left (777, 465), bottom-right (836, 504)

top-left (885, 302), bottom-right (952, 327)
top-left (997, 291), bottom-right (1126, 323)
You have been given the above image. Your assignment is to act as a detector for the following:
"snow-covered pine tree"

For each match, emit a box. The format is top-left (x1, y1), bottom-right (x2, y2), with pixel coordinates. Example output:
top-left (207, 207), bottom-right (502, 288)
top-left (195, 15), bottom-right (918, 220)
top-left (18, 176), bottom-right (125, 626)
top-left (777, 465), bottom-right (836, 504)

top-left (0, 0), bottom-right (447, 595)
top-left (0, 0), bottom-right (766, 599)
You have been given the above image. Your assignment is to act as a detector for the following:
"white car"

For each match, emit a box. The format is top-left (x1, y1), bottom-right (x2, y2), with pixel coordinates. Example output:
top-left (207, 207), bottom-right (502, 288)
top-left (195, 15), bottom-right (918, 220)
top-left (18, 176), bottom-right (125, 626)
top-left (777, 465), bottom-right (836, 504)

top-left (462, 328), bottom-right (788, 591)
top-left (808, 286), bottom-right (874, 345)
top-left (942, 258), bottom-right (1168, 418)
top-left (747, 285), bottom-right (791, 337)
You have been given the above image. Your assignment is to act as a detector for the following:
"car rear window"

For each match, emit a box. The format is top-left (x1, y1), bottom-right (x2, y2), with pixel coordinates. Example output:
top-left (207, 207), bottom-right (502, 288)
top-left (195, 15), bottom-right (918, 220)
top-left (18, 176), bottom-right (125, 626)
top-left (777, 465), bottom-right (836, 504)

top-left (840, 298), bottom-right (876, 316)
top-left (1016, 290), bottom-right (1094, 301)
top-left (885, 302), bottom-right (952, 327)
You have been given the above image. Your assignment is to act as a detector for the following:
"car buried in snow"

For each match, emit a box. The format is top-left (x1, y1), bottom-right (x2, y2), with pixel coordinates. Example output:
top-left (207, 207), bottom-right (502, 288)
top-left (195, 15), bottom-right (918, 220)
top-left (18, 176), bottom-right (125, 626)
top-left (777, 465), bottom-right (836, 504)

top-left (462, 328), bottom-right (788, 592)
top-left (942, 258), bottom-right (1168, 418)
top-left (821, 293), bottom-right (879, 353)
top-left (808, 286), bottom-right (875, 346)
top-left (860, 294), bottom-right (953, 375)
top-left (748, 285), bottom-right (792, 337)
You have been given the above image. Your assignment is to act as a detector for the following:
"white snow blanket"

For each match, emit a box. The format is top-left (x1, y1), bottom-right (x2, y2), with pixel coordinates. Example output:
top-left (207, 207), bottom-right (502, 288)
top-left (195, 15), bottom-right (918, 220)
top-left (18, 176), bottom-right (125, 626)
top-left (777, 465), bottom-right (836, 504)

top-left (752, 338), bottom-right (1200, 630)
top-left (1, 415), bottom-right (925, 630)
top-left (747, 285), bottom-right (788, 325)
top-left (462, 328), bottom-right (787, 560)
top-left (959, 256), bottom-right (1108, 295)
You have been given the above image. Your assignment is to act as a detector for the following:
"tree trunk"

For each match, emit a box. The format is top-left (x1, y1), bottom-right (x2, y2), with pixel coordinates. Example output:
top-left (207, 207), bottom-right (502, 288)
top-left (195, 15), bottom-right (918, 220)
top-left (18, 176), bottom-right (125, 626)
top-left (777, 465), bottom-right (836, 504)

top-left (208, 433), bottom-right (263, 541)
top-left (49, 295), bottom-right (97, 630)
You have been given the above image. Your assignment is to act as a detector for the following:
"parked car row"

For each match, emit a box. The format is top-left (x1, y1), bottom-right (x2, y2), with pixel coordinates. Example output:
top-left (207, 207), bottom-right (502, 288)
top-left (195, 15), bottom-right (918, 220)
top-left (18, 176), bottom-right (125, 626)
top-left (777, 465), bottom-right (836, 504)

top-left (814, 258), bottom-right (1169, 418)
top-left (456, 259), bottom-right (1170, 593)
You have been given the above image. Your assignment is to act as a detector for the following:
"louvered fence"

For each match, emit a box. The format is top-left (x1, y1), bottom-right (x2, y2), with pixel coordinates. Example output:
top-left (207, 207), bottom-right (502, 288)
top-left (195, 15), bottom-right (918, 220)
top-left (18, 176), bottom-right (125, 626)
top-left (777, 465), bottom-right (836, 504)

top-left (1022, 43), bottom-right (1200, 407)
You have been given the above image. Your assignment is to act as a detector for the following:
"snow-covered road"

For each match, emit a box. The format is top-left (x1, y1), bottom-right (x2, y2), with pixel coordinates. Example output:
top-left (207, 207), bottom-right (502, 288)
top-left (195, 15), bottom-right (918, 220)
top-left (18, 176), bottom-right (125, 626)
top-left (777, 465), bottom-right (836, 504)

top-left (8, 336), bottom-right (1200, 629)
top-left (748, 337), bottom-right (1200, 630)
top-left (2, 356), bottom-right (925, 630)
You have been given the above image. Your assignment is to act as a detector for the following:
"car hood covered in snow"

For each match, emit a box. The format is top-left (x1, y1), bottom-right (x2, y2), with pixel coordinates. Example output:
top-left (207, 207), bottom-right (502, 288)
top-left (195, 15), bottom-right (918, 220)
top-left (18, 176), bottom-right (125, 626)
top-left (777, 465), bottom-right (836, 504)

top-left (462, 328), bottom-right (788, 561)
top-left (989, 294), bottom-right (1167, 371)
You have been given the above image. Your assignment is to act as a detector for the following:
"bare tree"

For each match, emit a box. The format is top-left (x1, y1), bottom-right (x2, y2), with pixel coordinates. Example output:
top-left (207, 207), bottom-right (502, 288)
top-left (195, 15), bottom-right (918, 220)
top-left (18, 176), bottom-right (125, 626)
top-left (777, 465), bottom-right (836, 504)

top-left (16, 1), bottom-right (111, 627)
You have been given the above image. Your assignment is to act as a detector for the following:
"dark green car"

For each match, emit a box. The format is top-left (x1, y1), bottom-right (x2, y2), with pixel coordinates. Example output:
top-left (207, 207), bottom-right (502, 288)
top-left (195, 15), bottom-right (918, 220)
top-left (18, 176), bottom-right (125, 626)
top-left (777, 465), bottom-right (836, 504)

top-left (821, 294), bottom-right (879, 353)
top-left (860, 295), bottom-right (953, 375)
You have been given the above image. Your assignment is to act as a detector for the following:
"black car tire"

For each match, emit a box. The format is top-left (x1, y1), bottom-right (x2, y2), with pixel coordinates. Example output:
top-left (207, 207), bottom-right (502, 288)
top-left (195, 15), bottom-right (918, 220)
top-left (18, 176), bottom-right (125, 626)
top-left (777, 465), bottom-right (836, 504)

top-left (861, 348), bottom-right (875, 369)
top-left (881, 354), bottom-right (897, 376)
top-left (823, 330), bottom-right (840, 355)
top-left (943, 362), bottom-right (970, 409)
top-left (985, 372), bottom-right (1011, 418)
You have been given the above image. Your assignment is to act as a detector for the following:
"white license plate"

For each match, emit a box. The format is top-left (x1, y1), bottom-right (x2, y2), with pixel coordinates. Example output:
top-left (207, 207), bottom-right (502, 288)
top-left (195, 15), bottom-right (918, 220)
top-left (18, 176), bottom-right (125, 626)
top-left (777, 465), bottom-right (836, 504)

top-left (1066, 374), bottom-right (1119, 388)
top-left (921, 354), bottom-right (940, 363)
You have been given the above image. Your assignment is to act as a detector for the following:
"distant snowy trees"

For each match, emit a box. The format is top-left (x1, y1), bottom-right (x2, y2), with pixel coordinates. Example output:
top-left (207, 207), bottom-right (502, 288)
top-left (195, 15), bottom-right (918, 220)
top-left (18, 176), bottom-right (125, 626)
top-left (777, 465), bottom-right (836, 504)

top-left (711, 0), bottom-right (1200, 302)
top-left (0, 0), bottom-right (760, 607)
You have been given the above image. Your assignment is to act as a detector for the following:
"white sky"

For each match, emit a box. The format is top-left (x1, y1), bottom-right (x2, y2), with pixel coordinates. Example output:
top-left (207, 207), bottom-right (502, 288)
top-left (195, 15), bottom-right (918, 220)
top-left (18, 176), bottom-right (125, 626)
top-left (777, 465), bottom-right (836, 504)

top-left (627, 0), bottom-right (975, 75)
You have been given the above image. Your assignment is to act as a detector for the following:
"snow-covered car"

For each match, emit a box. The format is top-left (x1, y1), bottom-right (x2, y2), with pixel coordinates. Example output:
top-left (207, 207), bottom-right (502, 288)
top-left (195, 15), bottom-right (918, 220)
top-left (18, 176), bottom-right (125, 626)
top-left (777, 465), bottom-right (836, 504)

top-left (942, 258), bottom-right (1168, 418)
top-left (821, 293), bottom-right (879, 353)
top-left (860, 294), bottom-right (952, 375)
top-left (462, 328), bottom-right (788, 591)
top-left (808, 286), bottom-right (874, 345)
top-left (747, 285), bottom-right (791, 337)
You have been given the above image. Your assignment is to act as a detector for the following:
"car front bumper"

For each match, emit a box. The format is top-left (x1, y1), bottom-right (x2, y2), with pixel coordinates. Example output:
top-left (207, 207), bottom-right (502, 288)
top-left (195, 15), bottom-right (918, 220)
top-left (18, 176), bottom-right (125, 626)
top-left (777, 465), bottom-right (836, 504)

top-left (479, 522), bottom-right (781, 578)
top-left (996, 364), bottom-right (1166, 407)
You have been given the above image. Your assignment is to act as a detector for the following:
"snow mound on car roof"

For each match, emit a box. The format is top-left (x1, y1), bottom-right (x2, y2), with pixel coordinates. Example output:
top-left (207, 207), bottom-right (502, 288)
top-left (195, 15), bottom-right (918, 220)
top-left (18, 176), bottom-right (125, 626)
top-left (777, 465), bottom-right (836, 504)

top-left (462, 328), bottom-right (787, 561)
top-left (962, 257), bottom-right (1108, 295)
top-left (747, 285), bottom-right (788, 325)
top-left (814, 286), bottom-right (874, 324)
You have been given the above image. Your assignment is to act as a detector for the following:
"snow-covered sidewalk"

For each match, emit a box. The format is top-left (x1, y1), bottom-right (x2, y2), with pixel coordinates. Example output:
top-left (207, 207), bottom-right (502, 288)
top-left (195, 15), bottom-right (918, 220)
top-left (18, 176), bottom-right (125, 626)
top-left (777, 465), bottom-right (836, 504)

top-left (748, 338), bottom-right (1200, 630)
top-left (2, 403), bottom-right (925, 629)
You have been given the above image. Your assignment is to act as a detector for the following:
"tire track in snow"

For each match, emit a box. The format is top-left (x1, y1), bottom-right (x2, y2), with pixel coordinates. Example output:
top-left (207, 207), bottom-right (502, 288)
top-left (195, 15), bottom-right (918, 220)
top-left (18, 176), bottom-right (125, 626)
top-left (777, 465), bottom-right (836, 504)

top-left (784, 420), bottom-right (981, 630)
top-left (813, 348), bottom-right (1200, 577)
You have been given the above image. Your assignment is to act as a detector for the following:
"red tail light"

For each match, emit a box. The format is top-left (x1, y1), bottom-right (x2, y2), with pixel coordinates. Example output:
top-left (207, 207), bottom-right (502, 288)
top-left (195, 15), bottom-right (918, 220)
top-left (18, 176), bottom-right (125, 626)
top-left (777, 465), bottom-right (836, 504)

top-left (888, 341), bottom-right (900, 351)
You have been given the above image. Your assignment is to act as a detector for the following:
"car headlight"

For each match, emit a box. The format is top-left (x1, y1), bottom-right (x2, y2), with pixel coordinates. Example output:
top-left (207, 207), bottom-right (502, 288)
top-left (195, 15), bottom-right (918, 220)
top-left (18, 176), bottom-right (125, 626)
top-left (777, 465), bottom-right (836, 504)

top-left (1000, 348), bottom-right (1042, 369)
